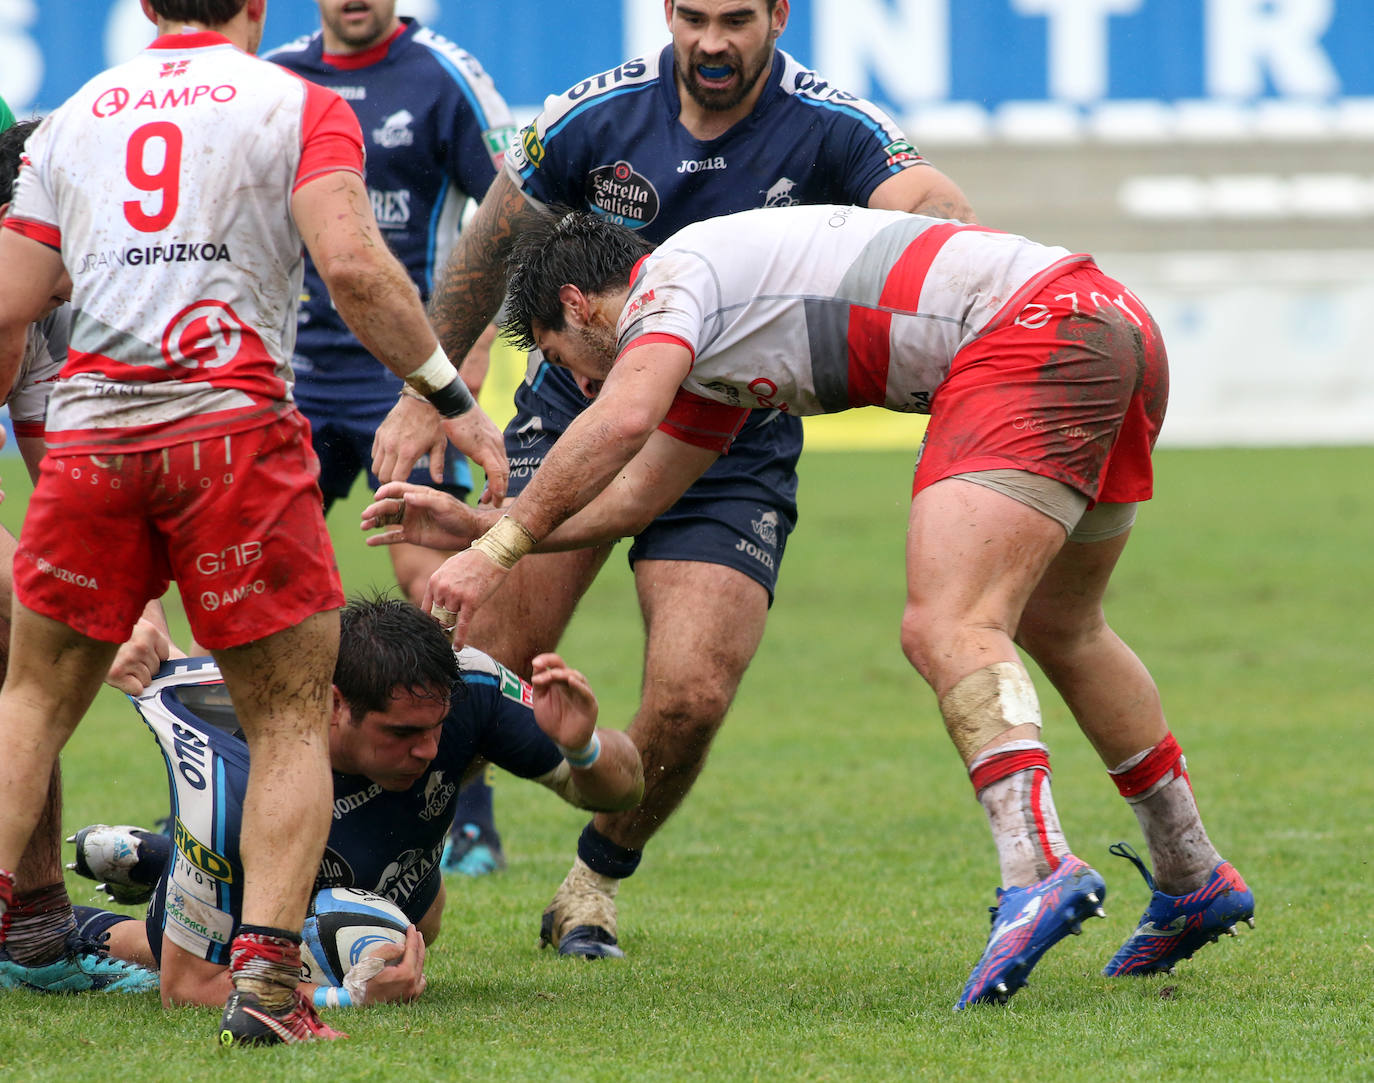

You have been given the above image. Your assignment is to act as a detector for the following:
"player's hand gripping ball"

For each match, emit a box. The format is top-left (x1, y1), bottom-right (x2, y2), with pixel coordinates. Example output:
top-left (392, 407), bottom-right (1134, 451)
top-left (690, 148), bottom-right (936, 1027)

top-left (300, 887), bottom-right (410, 988)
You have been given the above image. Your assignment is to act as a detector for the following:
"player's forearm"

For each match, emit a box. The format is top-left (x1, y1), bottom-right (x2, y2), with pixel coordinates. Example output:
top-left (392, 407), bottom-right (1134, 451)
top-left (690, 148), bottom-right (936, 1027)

top-left (429, 172), bottom-right (538, 369)
top-left (534, 434), bottom-right (717, 551)
top-left (324, 255), bottom-right (443, 381)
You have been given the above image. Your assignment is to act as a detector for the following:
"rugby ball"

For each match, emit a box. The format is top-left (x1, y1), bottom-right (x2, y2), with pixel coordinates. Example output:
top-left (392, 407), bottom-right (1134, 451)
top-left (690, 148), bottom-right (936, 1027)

top-left (300, 887), bottom-right (409, 987)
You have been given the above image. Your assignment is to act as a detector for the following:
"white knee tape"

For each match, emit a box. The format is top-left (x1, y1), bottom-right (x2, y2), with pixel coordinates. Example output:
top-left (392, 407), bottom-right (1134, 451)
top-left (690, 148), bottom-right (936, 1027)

top-left (939, 662), bottom-right (1042, 766)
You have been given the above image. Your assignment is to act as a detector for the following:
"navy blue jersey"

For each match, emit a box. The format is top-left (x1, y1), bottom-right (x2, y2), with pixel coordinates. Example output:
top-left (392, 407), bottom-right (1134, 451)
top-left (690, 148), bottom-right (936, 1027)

top-left (266, 20), bottom-right (516, 424)
top-left (505, 46), bottom-right (928, 505)
top-left (136, 652), bottom-right (560, 965)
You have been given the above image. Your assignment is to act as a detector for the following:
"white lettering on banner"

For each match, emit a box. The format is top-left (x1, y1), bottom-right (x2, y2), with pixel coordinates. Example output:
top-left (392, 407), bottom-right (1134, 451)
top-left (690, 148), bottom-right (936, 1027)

top-left (0, 0), bottom-right (42, 106)
top-left (1206, 0), bottom-right (1339, 97)
top-left (815, 0), bottom-right (948, 103)
top-left (1012, 0), bottom-right (1143, 103)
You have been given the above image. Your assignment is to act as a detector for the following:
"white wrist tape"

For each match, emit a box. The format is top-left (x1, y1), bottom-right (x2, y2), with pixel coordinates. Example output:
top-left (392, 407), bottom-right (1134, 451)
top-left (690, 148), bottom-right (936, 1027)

top-left (404, 345), bottom-right (460, 396)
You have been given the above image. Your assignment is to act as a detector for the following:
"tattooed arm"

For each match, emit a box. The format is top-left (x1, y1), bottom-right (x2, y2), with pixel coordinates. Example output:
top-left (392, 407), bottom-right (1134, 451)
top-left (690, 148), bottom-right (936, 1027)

top-left (372, 171), bottom-right (551, 485)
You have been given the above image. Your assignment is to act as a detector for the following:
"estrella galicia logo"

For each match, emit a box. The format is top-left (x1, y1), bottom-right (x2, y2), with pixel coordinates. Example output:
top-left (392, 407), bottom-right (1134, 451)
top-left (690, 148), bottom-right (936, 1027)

top-left (586, 160), bottom-right (659, 229)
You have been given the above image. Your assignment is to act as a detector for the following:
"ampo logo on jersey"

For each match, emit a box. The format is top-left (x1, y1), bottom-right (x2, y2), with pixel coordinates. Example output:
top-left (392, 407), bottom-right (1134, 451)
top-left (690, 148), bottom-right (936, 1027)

top-left (162, 300), bottom-right (245, 370)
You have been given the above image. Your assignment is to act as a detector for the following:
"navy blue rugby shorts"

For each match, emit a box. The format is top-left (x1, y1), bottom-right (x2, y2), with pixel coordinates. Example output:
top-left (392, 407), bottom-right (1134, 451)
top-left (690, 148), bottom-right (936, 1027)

top-left (505, 363), bottom-right (801, 600)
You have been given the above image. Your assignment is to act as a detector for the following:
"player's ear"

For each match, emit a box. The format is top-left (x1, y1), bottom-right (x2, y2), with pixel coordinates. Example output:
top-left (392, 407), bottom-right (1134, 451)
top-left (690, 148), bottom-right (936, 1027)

top-left (139, 0), bottom-right (157, 25)
top-left (558, 283), bottom-right (589, 326)
top-left (772, 0), bottom-right (790, 37)
top-left (0, 201), bottom-right (9, 222)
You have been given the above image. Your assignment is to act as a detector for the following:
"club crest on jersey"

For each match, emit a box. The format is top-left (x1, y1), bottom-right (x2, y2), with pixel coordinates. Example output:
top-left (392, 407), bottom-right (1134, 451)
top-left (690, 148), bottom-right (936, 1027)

top-left (373, 110), bottom-right (415, 149)
top-left (160, 60), bottom-right (190, 79)
top-left (162, 300), bottom-right (246, 371)
top-left (587, 161), bottom-right (659, 229)
top-left (418, 771), bottom-right (456, 822)
top-left (763, 177), bottom-right (798, 207)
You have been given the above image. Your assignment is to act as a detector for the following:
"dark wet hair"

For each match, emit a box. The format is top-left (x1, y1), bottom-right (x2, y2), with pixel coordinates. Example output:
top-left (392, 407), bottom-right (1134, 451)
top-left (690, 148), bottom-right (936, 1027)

top-left (149, 1), bottom-right (246, 23)
top-left (0, 119), bottom-right (39, 206)
top-left (335, 594), bottom-right (461, 721)
top-left (500, 209), bottom-right (653, 353)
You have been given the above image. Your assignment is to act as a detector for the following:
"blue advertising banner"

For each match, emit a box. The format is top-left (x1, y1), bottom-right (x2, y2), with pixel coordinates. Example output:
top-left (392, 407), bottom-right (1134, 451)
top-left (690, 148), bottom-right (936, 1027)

top-left (3, 0), bottom-right (1370, 129)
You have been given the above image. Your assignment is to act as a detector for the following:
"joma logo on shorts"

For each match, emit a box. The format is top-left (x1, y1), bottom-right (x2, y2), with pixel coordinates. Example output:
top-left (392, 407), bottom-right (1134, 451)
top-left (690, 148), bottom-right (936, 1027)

top-left (35, 557), bottom-right (98, 589)
top-left (735, 538), bottom-right (775, 570)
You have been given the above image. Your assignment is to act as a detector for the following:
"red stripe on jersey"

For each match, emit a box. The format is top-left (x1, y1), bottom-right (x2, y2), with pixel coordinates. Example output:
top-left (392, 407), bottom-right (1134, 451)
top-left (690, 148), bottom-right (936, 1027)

top-left (11, 420), bottom-right (45, 439)
top-left (3, 215), bottom-right (61, 250)
top-left (292, 79), bottom-right (365, 192)
top-left (660, 389), bottom-right (749, 453)
top-left (620, 332), bottom-right (696, 365)
top-left (846, 222), bottom-right (983, 408)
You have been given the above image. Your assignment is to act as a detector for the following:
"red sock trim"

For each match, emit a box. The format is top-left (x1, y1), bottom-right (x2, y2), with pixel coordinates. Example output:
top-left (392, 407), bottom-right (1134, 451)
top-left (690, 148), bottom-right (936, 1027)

top-left (230, 929), bottom-right (303, 973)
top-left (969, 748), bottom-right (1050, 793)
top-left (1110, 733), bottom-right (1188, 798)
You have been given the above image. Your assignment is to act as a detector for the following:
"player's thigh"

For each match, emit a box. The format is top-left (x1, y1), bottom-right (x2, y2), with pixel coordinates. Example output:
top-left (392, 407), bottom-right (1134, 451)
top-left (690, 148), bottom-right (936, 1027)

top-left (906, 476), bottom-right (1067, 628)
top-left (464, 545), bottom-right (615, 676)
top-left (1018, 524), bottom-right (1133, 647)
top-left (211, 609), bottom-right (340, 740)
top-left (635, 558), bottom-right (771, 713)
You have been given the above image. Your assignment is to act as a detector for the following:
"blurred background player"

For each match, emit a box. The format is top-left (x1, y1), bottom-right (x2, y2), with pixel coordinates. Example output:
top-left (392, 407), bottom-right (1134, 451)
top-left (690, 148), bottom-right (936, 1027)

top-left (265, 0), bottom-right (518, 877)
top-left (0, 0), bottom-right (506, 1047)
top-left (369, 0), bottom-right (976, 959)
top-left (66, 596), bottom-right (642, 1010)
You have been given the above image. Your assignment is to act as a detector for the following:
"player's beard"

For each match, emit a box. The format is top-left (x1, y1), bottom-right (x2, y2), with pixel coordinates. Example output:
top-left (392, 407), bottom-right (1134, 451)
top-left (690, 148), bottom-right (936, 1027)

top-left (676, 42), bottom-right (774, 112)
top-left (323, 1), bottom-right (395, 51)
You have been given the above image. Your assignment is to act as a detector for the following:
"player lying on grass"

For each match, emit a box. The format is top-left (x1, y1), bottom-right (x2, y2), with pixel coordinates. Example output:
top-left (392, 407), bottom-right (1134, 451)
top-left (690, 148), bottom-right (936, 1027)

top-left (364, 206), bottom-right (1254, 1009)
top-left (68, 595), bottom-right (643, 1009)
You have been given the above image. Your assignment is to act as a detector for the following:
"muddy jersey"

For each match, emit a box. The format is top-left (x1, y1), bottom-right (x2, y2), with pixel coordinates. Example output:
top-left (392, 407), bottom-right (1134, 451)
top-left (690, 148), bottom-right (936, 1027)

top-left (266, 19), bottom-right (515, 419)
top-left (136, 652), bottom-right (563, 965)
top-left (2, 31), bottom-right (364, 455)
top-left (5, 305), bottom-right (68, 438)
top-left (505, 46), bottom-right (928, 499)
top-left (617, 205), bottom-right (1088, 440)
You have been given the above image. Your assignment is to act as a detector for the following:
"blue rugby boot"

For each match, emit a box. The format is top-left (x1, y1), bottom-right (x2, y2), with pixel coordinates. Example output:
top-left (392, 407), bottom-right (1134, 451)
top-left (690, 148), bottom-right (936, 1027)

top-left (0, 929), bottom-right (159, 994)
top-left (955, 854), bottom-right (1107, 1009)
top-left (440, 822), bottom-right (506, 878)
top-left (1102, 842), bottom-right (1254, 976)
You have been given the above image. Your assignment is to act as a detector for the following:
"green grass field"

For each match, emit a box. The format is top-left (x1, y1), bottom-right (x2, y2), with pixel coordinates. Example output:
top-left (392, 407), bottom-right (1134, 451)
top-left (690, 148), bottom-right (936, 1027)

top-left (1, 446), bottom-right (1370, 1081)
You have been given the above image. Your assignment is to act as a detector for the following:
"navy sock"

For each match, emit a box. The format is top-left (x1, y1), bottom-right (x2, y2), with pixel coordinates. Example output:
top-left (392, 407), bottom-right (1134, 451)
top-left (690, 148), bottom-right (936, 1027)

top-left (576, 823), bottom-right (641, 880)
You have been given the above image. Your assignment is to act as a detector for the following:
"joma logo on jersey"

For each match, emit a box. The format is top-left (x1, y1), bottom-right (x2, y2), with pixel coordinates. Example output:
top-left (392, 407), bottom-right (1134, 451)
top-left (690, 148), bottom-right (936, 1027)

top-left (369, 188), bottom-right (412, 228)
top-left (173, 819), bottom-right (234, 882)
top-left (677, 156), bottom-right (726, 173)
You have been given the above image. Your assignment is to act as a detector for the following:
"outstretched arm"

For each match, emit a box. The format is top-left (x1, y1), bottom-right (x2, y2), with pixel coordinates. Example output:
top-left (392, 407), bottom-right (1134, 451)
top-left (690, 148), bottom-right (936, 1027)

top-left (530, 652), bottom-right (643, 812)
top-left (362, 429), bottom-right (719, 553)
top-left (422, 340), bottom-right (693, 645)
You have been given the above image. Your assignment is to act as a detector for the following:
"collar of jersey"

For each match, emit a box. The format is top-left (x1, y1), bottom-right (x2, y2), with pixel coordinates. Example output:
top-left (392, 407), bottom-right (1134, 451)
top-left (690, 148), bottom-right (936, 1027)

top-left (321, 19), bottom-right (409, 70)
top-left (149, 30), bottom-right (233, 51)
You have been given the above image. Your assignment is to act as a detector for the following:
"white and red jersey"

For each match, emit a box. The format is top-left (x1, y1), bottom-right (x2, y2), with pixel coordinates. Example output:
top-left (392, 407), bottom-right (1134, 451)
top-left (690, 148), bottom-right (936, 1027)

top-left (617, 205), bottom-right (1090, 444)
top-left (3, 31), bottom-right (364, 455)
top-left (5, 305), bottom-right (69, 439)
